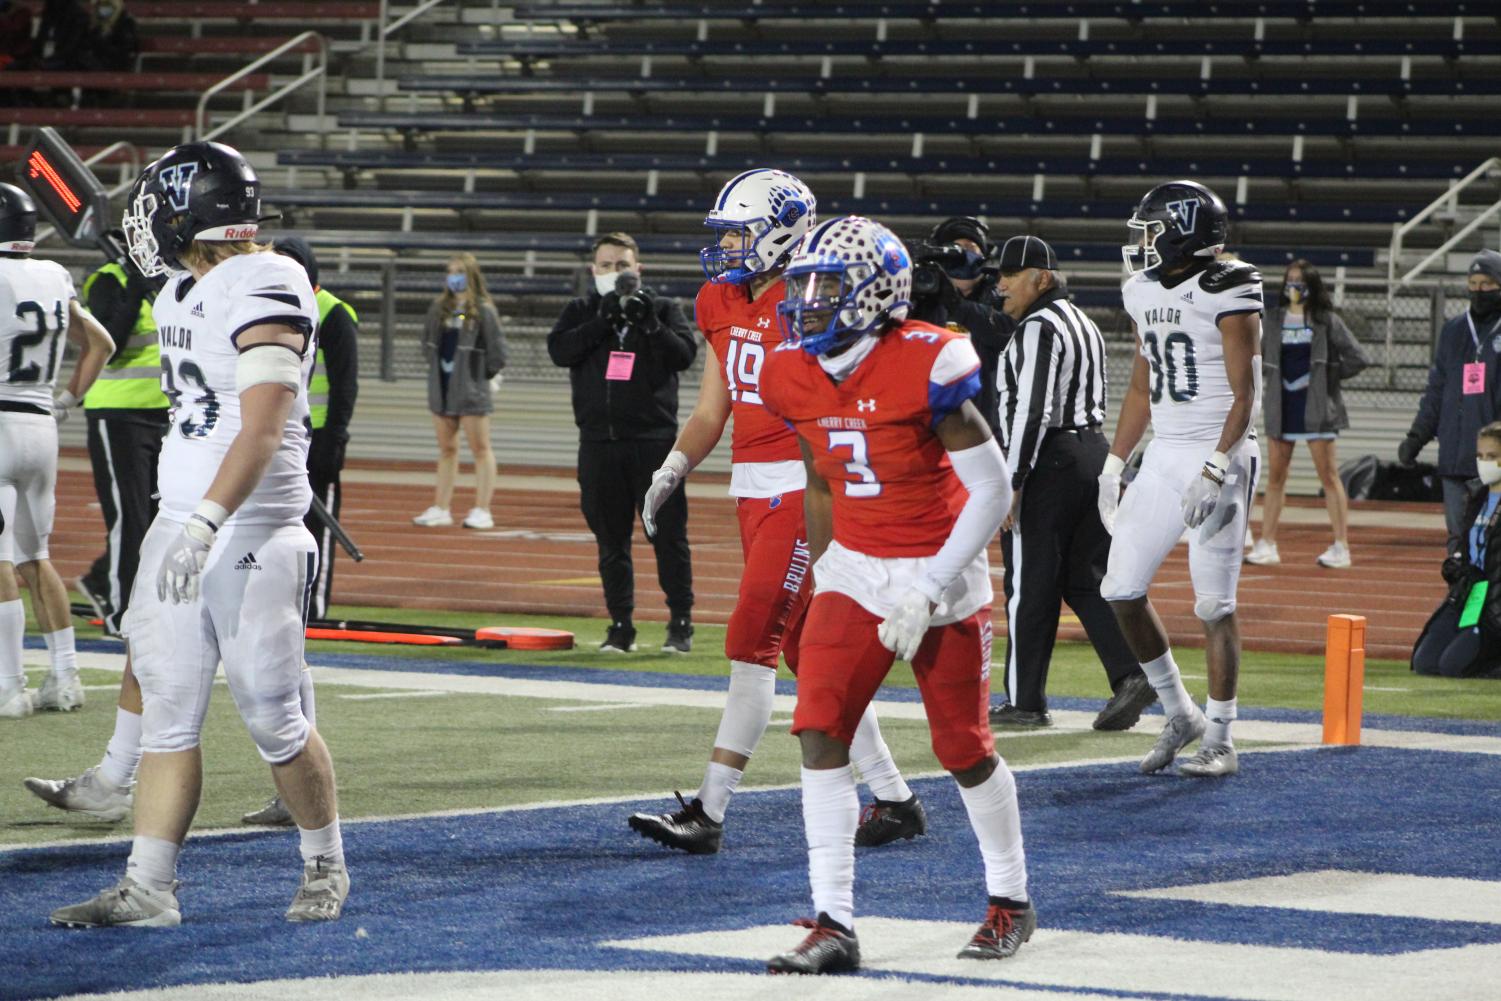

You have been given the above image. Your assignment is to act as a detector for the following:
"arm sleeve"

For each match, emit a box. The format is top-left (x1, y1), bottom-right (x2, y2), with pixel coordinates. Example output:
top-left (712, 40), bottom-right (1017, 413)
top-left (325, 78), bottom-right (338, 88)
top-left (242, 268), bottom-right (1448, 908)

top-left (916, 438), bottom-right (1013, 605)
top-left (1000, 317), bottom-right (1061, 490)
top-left (83, 271), bottom-right (144, 356)
top-left (650, 296), bottom-right (698, 372)
top-left (546, 299), bottom-right (612, 368)
top-left (318, 303), bottom-right (359, 438)
top-left (481, 304), bottom-right (507, 377)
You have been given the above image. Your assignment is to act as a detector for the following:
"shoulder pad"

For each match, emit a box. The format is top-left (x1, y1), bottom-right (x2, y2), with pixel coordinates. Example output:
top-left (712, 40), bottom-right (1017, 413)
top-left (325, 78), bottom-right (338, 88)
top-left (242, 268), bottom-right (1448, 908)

top-left (1199, 261), bottom-right (1261, 293)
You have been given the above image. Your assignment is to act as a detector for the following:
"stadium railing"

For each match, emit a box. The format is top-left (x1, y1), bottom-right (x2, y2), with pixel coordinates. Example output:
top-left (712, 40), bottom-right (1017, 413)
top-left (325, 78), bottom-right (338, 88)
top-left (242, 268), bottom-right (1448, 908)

top-left (502, 1), bottom-right (1482, 22)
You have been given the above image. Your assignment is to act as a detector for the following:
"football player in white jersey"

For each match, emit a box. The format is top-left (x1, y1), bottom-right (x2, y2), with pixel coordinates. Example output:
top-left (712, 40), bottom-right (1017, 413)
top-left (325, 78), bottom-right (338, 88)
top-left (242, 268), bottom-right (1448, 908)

top-left (0, 182), bottom-right (115, 719)
top-left (51, 142), bottom-right (348, 928)
top-left (1098, 180), bottom-right (1264, 778)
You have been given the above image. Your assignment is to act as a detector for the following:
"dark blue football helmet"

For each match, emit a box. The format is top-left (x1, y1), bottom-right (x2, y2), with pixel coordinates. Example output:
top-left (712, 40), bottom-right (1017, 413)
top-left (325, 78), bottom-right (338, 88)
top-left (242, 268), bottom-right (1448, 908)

top-left (1122, 180), bottom-right (1230, 275)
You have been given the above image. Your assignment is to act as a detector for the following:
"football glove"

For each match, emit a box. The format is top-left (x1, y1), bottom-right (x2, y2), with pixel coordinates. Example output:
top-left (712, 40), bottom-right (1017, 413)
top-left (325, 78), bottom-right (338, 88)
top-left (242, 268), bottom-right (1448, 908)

top-left (52, 390), bottom-right (79, 423)
top-left (642, 451), bottom-right (690, 539)
top-left (878, 587), bottom-right (936, 662)
top-left (156, 507), bottom-right (222, 604)
top-left (1097, 453), bottom-right (1125, 535)
top-left (1181, 451), bottom-right (1229, 530)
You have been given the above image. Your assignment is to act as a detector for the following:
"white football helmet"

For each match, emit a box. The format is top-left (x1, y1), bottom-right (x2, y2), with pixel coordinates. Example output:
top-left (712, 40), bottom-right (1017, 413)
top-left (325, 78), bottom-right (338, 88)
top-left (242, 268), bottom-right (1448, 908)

top-left (700, 168), bottom-right (816, 284)
top-left (777, 215), bottom-right (912, 356)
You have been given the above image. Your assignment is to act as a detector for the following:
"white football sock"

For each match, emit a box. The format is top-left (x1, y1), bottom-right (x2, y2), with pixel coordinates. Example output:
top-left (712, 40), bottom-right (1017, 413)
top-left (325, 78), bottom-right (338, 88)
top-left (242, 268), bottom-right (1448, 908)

top-left (126, 835), bottom-right (180, 891)
top-left (850, 704), bottom-right (911, 803)
top-left (696, 761), bottom-right (741, 823)
top-left (43, 626), bottom-right (77, 680)
top-left (1141, 649), bottom-right (1195, 718)
top-left (710, 660), bottom-right (777, 757)
top-left (956, 761), bottom-right (1028, 901)
top-left (298, 817), bottom-right (344, 866)
top-left (801, 765), bottom-right (858, 930)
top-left (1204, 697), bottom-right (1238, 748)
top-left (99, 707), bottom-right (143, 790)
top-left (0, 599), bottom-right (23, 690)
top-left (299, 666), bottom-right (317, 729)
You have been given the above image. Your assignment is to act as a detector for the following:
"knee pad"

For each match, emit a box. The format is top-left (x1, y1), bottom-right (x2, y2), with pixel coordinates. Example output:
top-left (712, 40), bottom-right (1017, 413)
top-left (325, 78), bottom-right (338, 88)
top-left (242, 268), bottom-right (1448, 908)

top-left (139, 717), bottom-right (202, 755)
top-left (1194, 594), bottom-right (1236, 623)
top-left (244, 703), bottom-right (311, 764)
top-left (711, 661), bottom-right (778, 758)
top-left (1100, 571), bottom-right (1147, 605)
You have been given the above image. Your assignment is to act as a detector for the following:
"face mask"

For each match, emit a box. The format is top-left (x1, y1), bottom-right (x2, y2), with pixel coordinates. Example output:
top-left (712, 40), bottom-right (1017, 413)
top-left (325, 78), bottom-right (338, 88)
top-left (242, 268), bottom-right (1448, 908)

top-left (1471, 289), bottom-right (1501, 323)
top-left (594, 270), bottom-right (621, 297)
top-left (98, 3), bottom-right (115, 15)
top-left (1285, 281), bottom-right (1306, 305)
top-left (1478, 459), bottom-right (1501, 485)
top-left (446, 273), bottom-right (466, 293)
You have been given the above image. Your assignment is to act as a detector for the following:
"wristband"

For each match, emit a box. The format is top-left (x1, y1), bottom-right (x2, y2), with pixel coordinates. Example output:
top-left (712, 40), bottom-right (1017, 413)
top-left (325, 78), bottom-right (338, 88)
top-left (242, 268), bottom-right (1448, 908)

top-left (662, 450), bottom-right (692, 479)
top-left (1102, 453), bottom-right (1126, 477)
top-left (55, 390), bottom-right (79, 410)
top-left (194, 499), bottom-right (230, 532)
top-left (1203, 450), bottom-right (1230, 484)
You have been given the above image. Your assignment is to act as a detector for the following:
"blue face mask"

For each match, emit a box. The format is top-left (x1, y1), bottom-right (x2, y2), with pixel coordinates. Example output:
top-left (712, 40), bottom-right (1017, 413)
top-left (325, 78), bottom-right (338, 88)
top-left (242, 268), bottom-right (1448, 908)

top-left (446, 273), bottom-right (467, 293)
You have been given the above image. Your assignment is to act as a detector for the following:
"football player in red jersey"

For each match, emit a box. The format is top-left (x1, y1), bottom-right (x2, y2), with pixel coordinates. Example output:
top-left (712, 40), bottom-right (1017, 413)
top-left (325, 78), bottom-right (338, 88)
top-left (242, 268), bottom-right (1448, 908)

top-left (759, 216), bottom-right (1032, 974)
top-left (630, 171), bottom-right (925, 855)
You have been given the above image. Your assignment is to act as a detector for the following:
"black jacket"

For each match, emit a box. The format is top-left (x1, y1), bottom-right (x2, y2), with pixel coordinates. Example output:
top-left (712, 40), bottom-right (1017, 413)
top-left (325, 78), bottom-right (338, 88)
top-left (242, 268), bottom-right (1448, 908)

top-left (910, 274), bottom-right (1015, 435)
top-left (547, 289), bottom-right (697, 442)
top-left (1407, 308), bottom-right (1501, 477)
top-left (1413, 481), bottom-right (1501, 669)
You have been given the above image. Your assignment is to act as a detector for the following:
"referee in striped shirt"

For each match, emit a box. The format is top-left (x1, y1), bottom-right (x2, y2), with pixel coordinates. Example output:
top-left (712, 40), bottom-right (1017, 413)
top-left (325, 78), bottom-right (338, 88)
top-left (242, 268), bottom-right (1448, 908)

top-left (989, 235), bottom-right (1155, 731)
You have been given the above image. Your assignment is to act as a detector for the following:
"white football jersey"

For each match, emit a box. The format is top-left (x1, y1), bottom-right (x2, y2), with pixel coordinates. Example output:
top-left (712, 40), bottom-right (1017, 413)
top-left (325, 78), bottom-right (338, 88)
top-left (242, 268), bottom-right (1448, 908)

top-left (153, 252), bottom-right (318, 526)
top-left (1121, 260), bottom-right (1264, 444)
top-left (0, 257), bottom-right (76, 408)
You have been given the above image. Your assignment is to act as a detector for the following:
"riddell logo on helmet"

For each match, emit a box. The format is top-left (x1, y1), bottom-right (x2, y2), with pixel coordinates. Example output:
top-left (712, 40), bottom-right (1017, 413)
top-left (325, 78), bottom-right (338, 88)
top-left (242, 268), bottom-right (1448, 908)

top-left (225, 227), bottom-right (256, 239)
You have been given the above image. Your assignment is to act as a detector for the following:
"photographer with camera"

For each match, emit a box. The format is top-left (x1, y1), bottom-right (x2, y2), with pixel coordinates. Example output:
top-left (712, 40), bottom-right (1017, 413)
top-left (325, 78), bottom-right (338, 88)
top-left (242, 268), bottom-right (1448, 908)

top-left (908, 216), bottom-right (1015, 434)
top-left (548, 232), bottom-right (699, 652)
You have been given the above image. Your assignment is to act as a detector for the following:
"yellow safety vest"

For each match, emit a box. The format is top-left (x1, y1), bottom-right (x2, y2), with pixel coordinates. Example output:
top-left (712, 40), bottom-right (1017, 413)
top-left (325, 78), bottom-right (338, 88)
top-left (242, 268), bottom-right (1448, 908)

top-left (81, 264), bottom-right (168, 410)
top-left (310, 288), bottom-right (357, 430)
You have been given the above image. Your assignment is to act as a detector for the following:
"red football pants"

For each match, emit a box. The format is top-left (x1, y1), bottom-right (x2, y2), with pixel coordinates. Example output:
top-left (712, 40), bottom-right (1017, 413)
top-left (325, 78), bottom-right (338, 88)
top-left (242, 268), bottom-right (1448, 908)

top-left (725, 492), bottom-right (811, 672)
top-left (792, 591), bottom-right (997, 772)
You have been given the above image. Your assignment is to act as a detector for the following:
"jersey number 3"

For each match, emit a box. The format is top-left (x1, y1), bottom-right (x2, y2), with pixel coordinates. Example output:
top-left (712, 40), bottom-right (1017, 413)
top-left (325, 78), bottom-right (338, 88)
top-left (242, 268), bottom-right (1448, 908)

top-left (4, 300), bottom-right (66, 384)
top-left (723, 340), bottom-right (765, 404)
top-left (1142, 330), bottom-right (1199, 404)
top-left (828, 430), bottom-right (881, 497)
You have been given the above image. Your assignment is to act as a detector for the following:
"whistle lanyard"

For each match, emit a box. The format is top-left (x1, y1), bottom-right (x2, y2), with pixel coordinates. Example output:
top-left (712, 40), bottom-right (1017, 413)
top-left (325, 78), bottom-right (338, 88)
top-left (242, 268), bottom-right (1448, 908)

top-left (1467, 312), bottom-right (1501, 360)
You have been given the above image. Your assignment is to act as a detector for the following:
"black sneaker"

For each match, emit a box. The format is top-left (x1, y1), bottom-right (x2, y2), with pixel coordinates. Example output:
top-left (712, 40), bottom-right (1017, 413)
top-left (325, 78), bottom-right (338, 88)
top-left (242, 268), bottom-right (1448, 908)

top-left (599, 621), bottom-right (637, 653)
top-left (957, 898), bottom-right (1037, 960)
top-left (988, 704), bottom-right (1054, 728)
top-left (767, 913), bottom-right (860, 975)
top-left (855, 793), bottom-right (928, 847)
top-left (627, 791), bottom-right (723, 854)
top-left (1092, 672), bottom-right (1158, 731)
top-left (662, 616), bottom-right (693, 654)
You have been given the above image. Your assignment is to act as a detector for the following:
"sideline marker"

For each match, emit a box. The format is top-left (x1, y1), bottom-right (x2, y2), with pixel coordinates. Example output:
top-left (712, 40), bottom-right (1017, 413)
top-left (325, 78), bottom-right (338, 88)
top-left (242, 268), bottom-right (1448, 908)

top-left (1322, 614), bottom-right (1367, 745)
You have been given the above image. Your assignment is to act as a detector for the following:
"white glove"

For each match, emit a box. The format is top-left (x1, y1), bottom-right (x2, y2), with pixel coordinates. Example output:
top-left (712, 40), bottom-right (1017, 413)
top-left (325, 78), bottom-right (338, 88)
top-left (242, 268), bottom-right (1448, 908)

top-left (1181, 450), bottom-right (1229, 529)
top-left (52, 390), bottom-right (79, 424)
top-left (489, 373), bottom-right (504, 393)
top-left (642, 450), bottom-right (690, 539)
top-left (156, 504), bottom-right (224, 604)
top-left (1097, 453), bottom-right (1125, 535)
top-left (878, 587), bottom-right (936, 662)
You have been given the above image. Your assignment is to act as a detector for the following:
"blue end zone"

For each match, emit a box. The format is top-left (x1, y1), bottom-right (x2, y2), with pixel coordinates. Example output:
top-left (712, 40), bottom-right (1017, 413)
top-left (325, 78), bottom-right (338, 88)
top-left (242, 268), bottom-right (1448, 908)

top-left (3, 747), bottom-right (1498, 1000)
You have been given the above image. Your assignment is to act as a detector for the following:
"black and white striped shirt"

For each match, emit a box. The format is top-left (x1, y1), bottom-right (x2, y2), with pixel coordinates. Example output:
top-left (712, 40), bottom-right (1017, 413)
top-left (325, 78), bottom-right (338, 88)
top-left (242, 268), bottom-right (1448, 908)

top-left (997, 288), bottom-right (1109, 490)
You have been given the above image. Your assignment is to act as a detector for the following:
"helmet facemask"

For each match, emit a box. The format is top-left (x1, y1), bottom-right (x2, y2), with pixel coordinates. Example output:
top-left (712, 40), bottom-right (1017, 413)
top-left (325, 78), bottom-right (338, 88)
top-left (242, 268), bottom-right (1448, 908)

top-left (779, 262), bottom-right (880, 356)
top-left (123, 186), bottom-right (172, 278)
top-left (700, 219), bottom-right (769, 282)
top-left (1122, 215), bottom-right (1166, 276)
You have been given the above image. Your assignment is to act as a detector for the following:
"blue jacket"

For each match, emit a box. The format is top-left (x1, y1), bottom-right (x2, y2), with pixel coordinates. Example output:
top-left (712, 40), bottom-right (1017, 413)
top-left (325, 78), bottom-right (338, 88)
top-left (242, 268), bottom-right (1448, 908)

top-left (1409, 308), bottom-right (1501, 477)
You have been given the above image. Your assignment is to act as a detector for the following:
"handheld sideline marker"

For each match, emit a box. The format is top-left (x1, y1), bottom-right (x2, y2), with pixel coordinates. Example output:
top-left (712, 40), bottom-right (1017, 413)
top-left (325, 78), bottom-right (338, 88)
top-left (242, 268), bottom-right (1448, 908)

top-left (1322, 613), bottom-right (1367, 745)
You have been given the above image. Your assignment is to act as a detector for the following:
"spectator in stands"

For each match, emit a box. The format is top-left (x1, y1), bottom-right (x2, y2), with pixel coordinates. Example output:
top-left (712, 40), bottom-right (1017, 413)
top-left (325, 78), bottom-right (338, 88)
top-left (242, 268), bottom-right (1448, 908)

top-left (908, 216), bottom-right (1014, 433)
top-left (413, 253), bottom-right (506, 530)
top-left (1399, 249), bottom-right (1501, 554)
top-left (0, 0), bottom-right (38, 71)
top-left (546, 232), bottom-right (697, 653)
top-left (1411, 421), bottom-right (1501, 679)
top-left (38, 0), bottom-right (136, 72)
top-left (88, 0), bottom-right (139, 72)
top-left (1247, 259), bottom-right (1371, 569)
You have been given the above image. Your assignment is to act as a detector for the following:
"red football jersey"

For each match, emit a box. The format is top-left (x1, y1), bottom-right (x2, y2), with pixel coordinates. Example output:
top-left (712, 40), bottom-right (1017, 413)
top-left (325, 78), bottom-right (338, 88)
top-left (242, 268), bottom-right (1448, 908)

top-left (694, 279), bottom-right (803, 465)
top-left (760, 321), bottom-right (983, 557)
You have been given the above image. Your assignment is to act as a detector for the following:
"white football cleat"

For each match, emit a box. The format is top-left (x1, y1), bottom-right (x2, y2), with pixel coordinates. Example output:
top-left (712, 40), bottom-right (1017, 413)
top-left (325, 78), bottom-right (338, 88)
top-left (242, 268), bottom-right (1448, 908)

top-left (1317, 542), bottom-right (1352, 569)
top-left (1244, 539), bottom-right (1280, 566)
top-left (462, 507), bottom-right (494, 529)
top-left (24, 766), bottom-right (133, 821)
top-left (50, 876), bottom-right (181, 928)
top-left (285, 856), bottom-right (349, 922)
top-left (411, 506), bottom-right (453, 527)
top-left (1140, 707), bottom-right (1207, 774)
top-left (0, 685), bottom-right (33, 719)
top-left (34, 672), bottom-right (85, 712)
top-left (1178, 742), bottom-right (1240, 778)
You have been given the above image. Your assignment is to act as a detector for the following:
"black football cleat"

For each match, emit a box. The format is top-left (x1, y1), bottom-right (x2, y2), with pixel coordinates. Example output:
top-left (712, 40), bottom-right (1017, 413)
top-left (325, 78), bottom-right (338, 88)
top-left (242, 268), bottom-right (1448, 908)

top-left (988, 704), bottom-right (1054, 728)
top-left (767, 914), bottom-right (860, 975)
top-left (627, 791), bottom-right (723, 854)
top-left (855, 793), bottom-right (928, 847)
top-left (957, 898), bottom-right (1037, 960)
top-left (1092, 672), bottom-right (1158, 731)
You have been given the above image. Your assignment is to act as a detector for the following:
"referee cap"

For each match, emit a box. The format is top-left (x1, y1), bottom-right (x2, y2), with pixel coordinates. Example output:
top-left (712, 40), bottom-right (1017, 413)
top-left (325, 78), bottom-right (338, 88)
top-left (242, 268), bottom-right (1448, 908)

top-left (997, 235), bottom-right (1058, 273)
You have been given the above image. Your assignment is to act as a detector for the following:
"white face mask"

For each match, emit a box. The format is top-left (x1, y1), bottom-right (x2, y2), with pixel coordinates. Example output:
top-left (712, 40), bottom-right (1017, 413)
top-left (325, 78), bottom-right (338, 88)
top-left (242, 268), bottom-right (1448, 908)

top-left (1478, 459), bottom-right (1501, 485)
top-left (594, 270), bottom-right (620, 297)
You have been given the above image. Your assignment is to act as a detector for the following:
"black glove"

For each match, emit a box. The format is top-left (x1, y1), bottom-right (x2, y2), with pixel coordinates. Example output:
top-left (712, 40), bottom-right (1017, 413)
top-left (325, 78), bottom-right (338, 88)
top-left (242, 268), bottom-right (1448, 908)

top-left (620, 289), bottom-right (657, 330)
top-left (307, 432), bottom-right (347, 484)
top-left (1397, 433), bottom-right (1423, 467)
top-left (1441, 553), bottom-right (1469, 586)
top-left (599, 291), bottom-right (623, 322)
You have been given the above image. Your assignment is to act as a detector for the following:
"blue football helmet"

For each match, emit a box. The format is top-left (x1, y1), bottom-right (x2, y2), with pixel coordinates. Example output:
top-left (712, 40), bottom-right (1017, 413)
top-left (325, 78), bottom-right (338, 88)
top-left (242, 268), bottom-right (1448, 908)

top-left (1122, 179), bottom-right (1230, 276)
top-left (777, 215), bottom-right (912, 357)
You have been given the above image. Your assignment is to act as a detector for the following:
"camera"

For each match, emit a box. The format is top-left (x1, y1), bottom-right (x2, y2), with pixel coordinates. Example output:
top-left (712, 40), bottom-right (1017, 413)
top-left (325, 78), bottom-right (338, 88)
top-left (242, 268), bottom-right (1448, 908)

top-left (911, 243), bottom-right (987, 300)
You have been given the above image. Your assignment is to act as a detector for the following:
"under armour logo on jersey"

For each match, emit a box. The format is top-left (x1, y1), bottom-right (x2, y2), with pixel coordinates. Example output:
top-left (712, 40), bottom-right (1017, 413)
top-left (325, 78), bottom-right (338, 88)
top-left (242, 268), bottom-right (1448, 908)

top-left (1165, 198), bottom-right (1200, 235)
top-left (234, 552), bottom-right (261, 571)
top-left (757, 317), bottom-right (771, 328)
top-left (190, 302), bottom-right (205, 318)
top-left (159, 163), bottom-right (200, 213)
top-left (856, 398), bottom-right (877, 412)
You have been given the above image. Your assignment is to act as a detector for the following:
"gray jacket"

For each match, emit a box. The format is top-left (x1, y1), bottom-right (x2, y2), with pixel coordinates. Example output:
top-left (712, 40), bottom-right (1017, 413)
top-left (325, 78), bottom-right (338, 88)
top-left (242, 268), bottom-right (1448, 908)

top-left (422, 298), bottom-right (507, 416)
top-left (1261, 305), bottom-right (1371, 438)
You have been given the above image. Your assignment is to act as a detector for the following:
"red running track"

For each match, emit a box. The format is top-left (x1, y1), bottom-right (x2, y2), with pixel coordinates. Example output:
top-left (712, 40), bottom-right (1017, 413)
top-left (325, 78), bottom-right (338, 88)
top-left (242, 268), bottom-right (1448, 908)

top-left (46, 458), bottom-right (1447, 662)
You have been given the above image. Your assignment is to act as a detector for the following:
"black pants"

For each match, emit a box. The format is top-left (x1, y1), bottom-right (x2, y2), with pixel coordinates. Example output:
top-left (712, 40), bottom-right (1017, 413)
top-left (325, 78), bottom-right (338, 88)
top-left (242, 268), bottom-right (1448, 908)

top-left (1413, 601), bottom-right (1501, 678)
top-left (577, 438), bottom-right (693, 623)
top-left (84, 408), bottom-right (168, 634)
top-left (999, 428), bottom-right (1140, 711)
top-left (303, 429), bottom-right (347, 621)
